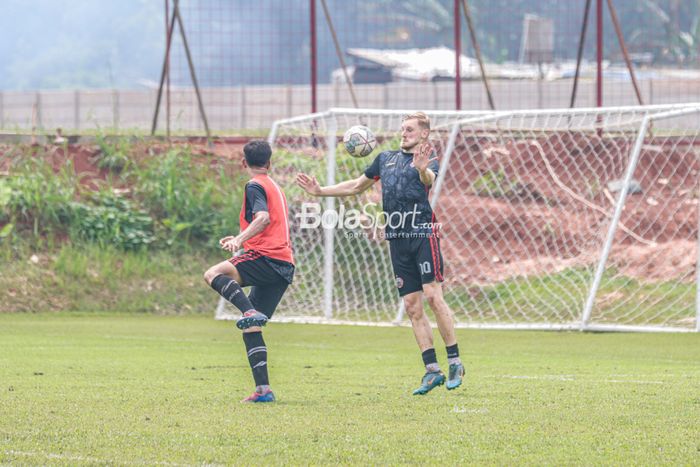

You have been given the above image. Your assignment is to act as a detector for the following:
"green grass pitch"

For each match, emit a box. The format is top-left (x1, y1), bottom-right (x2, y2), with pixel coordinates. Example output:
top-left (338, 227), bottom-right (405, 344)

top-left (0, 313), bottom-right (698, 465)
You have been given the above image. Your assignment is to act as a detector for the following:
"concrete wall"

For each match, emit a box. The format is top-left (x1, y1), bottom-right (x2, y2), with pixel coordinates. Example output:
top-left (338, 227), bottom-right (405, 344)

top-left (2, 78), bottom-right (699, 133)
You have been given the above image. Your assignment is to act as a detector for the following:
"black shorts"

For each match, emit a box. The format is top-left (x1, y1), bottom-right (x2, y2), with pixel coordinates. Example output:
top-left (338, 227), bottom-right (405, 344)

top-left (229, 250), bottom-right (294, 319)
top-left (388, 236), bottom-right (444, 297)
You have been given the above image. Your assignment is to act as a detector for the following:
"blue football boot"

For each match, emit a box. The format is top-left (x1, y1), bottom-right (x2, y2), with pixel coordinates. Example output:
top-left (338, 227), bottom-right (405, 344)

top-left (446, 363), bottom-right (465, 390)
top-left (241, 389), bottom-right (275, 403)
top-left (236, 310), bottom-right (268, 330)
top-left (412, 371), bottom-right (445, 395)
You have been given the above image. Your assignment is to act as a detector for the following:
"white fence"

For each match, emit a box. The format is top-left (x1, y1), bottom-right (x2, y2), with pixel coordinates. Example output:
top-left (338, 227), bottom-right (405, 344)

top-left (2, 78), bottom-right (700, 133)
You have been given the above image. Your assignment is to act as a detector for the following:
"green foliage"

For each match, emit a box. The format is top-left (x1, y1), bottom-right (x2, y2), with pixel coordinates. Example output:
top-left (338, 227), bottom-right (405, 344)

top-left (471, 170), bottom-right (512, 198)
top-left (133, 147), bottom-right (242, 246)
top-left (446, 267), bottom-right (591, 323)
top-left (2, 244), bottom-right (217, 313)
top-left (53, 245), bottom-right (90, 280)
top-left (1, 144), bottom-right (246, 252)
top-left (0, 181), bottom-right (11, 208)
top-left (444, 267), bottom-right (695, 327)
top-left (1, 156), bottom-right (77, 237)
top-left (93, 133), bottom-right (131, 173)
top-left (0, 223), bottom-right (13, 238)
top-left (0, 181), bottom-right (12, 230)
top-left (70, 191), bottom-right (155, 251)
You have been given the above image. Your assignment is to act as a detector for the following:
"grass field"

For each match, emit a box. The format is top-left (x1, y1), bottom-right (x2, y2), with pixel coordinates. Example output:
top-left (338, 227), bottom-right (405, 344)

top-left (0, 313), bottom-right (699, 465)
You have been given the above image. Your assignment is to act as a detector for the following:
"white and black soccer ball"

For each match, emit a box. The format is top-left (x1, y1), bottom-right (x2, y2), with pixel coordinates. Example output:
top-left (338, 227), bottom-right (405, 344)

top-left (342, 125), bottom-right (377, 158)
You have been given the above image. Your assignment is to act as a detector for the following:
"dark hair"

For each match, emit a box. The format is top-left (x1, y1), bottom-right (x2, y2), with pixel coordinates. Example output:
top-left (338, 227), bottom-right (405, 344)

top-left (243, 140), bottom-right (272, 168)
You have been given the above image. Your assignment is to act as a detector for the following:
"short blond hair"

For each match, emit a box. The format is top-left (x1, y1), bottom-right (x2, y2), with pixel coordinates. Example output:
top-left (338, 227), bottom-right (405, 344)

top-left (402, 111), bottom-right (431, 131)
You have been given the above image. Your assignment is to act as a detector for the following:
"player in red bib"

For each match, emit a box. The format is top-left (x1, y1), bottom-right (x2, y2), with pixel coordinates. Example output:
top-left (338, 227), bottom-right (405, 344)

top-left (204, 140), bottom-right (294, 403)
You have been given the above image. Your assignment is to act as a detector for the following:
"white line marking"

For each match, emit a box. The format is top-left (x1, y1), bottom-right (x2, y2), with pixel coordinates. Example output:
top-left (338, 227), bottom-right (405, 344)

top-left (451, 406), bottom-right (489, 414)
top-left (3, 450), bottom-right (187, 466)
top-left (493, 375), bottom-right (575, 381)
top-left (603, 379), bottom-right (665, 385)
top-left (487, 375), bottom-right (667, 385)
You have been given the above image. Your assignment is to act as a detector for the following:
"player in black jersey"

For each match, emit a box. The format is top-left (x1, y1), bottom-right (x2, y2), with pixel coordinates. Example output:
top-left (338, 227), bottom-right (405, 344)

top-left (296, 112), bottom-right (464, 395)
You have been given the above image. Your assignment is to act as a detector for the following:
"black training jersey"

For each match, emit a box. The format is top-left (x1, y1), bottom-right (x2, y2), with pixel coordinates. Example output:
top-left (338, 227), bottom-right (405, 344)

top-left (243, 182), bottom-right (268, 223)
top-left (363, 150), bottom-right (439, 240)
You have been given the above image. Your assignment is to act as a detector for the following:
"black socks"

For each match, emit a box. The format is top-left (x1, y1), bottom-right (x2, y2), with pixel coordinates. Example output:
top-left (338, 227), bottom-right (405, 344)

top-left (243, 331), bottom-right (269, 388)
top-left (210, 274), bottom-right (255, 314)
top-left (446, 343), bottom-right (461, 365)
top-left (422, 348), bottom-right (440, 373)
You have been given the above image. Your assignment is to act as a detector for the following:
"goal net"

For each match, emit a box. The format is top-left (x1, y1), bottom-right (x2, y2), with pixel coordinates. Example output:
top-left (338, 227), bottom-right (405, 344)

top-left (217, 105), bottom-right (700, 332)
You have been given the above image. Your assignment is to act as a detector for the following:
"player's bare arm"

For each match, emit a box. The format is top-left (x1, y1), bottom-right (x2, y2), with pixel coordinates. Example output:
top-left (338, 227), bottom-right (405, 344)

top-left (221, 211), bottom-right (270, 253)
top-left (413, 142), bottom-right (436, 186)
top-left (296, 173), bottom-right (375, 197)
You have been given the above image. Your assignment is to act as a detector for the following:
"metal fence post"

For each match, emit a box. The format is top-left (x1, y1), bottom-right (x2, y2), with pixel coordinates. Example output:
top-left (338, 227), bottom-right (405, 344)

top-left (112, 89), bottom-right (119, 130)
top-left (433, 81), bottom-right (439, 109)
top-left (35, 92), bottom-right (43, 130)
top-left (286, 85), bottom-right (293, 118)
top-left (310, 0), bottom-right (317, 113)
top-left (240, 86), bottom-right (246, 130)
top-left (74, 90), bottom-right (80, 131)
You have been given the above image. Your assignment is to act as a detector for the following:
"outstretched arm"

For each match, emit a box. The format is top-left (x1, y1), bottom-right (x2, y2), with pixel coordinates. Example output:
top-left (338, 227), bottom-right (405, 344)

top-left (296, 173), bottom-right (375, 197)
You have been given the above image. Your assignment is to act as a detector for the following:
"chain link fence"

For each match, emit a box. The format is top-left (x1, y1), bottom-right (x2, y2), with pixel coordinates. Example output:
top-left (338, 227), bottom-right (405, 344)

top-left (2, 1), bottom-right (700, 133)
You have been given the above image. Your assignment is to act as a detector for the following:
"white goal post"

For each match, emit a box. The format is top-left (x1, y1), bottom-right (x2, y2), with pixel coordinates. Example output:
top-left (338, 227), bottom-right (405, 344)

top-left (217, 104), bottom-right (700, 333)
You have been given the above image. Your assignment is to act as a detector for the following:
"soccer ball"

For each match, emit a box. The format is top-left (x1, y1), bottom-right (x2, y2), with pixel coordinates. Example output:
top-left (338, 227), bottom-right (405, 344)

top-left (343, 125), bottom-right (377, 158)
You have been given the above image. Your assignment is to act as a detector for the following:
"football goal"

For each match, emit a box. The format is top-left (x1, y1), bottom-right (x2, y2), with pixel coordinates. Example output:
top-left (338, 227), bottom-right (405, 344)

top-left (217, 104), bottom-right (700, 332)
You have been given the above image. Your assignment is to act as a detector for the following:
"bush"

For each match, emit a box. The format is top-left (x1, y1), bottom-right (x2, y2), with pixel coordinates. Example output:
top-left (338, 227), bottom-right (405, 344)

top-left (133, 147), bottom-right (242, 245)
top-left (0, 156), bottom-right (77, 237)
top-left (93, 133), bottom-right (131, 173)
top-left (0, 143), bottom-right (245, 252)
top-left (70, 191), bottom-right (155, 251)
